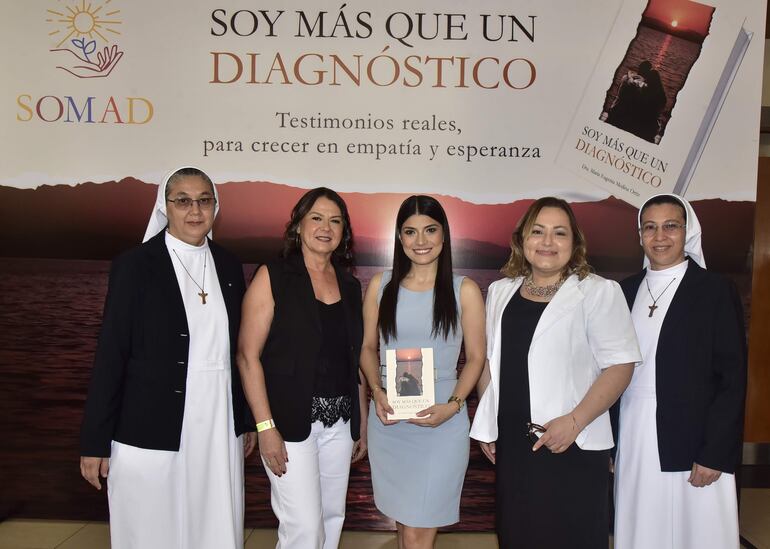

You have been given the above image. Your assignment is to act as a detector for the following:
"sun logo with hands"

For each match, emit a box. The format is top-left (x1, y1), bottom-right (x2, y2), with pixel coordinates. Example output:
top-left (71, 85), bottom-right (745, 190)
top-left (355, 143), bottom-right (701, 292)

top-left (46, 0), bottom-right (124, 79)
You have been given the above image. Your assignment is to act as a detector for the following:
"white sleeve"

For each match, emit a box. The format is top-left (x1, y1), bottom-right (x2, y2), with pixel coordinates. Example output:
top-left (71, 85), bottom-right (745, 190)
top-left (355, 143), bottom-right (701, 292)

top-left (470, 383), bottom-right (497, 443)
top-left (584, 277), bottom-right (642, 369)
top-left (469, 279), bottom-right (502, 443)
top-left (485, 280), bottom-right (499, 361)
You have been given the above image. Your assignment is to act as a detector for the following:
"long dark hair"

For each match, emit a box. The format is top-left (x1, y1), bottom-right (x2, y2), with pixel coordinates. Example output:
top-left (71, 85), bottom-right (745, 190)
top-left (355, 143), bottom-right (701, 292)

top-left (379, 195), bottom-right (457, 343)
top-left (282, 187), bottom-right (354, 267)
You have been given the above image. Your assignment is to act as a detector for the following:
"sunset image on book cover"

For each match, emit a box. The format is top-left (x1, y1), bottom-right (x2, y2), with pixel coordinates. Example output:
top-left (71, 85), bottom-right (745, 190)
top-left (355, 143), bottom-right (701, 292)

top-left (395, 348), bottom-right (424, 397)
top-left (385, 347), bottom-right (435, 420)
top-left (601, 0), bottom-right (715, 144)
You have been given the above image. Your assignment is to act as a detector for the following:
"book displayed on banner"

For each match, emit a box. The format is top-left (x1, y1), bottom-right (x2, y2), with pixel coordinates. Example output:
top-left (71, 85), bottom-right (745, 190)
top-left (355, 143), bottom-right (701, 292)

top-left (385, 347), bottom-right (435, 420)
top-left (556, 0), bottom-right (752, 207)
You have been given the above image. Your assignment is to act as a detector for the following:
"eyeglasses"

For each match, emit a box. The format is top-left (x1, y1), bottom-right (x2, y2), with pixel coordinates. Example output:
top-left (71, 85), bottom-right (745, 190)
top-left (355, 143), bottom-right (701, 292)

top-left (640, 222), bottom-right (685, 237)
top-left (167, 197), bottom-right (217, 210)
top-left (526, 422), bottom-right (546, 444)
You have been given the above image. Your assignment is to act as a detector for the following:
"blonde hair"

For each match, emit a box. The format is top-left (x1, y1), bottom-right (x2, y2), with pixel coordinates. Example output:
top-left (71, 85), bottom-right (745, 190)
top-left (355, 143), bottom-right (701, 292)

top-left (501, 197), bottom-right (592, 280)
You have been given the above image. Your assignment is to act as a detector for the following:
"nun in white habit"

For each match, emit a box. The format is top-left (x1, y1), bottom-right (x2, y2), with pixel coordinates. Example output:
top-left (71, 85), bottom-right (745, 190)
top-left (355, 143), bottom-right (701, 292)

top-left (613, 193), bottom-right (747, 548)
top-left (80, 167), bottom-right (256, 549)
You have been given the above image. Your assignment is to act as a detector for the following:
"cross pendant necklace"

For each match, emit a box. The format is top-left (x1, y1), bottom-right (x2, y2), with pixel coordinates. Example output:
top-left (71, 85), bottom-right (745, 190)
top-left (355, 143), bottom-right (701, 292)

top-left (172, 249), bottom-right (208, 304)
top-left (645, 277), bottom-right (676, 318)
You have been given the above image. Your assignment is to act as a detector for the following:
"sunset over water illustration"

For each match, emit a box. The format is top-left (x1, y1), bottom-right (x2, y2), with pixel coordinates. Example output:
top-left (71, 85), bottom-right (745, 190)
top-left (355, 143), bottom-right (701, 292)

top-left (602, 0), bottom-right (715, 143)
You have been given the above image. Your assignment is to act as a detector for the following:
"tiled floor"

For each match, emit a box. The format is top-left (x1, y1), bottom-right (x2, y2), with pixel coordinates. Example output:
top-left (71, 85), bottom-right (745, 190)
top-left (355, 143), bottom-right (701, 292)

top-left (0, 522), bottom-right (499, 549)
top-left (1, 488), bottom-right (767, 548)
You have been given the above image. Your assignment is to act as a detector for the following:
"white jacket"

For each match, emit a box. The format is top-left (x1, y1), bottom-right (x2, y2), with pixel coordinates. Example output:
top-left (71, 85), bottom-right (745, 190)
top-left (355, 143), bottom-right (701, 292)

top-left (470, 273), bottom-right (641, 450)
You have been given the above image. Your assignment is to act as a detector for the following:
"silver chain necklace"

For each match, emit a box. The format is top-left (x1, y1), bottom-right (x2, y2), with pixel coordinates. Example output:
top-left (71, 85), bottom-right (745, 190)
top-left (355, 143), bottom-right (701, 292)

top-left (523, 275), bottom-right (565, 299)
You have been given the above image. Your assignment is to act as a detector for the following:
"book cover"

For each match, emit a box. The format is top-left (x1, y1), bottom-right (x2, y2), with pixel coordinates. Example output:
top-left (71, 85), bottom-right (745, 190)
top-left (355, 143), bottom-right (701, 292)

top-left (385, 347), bottom-right (435, 420)
top-left (556, 0), bottom-right (752, 207)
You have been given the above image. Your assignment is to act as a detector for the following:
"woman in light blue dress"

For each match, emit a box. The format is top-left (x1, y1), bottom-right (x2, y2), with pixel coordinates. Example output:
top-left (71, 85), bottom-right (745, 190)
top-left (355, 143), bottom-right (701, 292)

top-left (360, 195), bottom-right (486, 548)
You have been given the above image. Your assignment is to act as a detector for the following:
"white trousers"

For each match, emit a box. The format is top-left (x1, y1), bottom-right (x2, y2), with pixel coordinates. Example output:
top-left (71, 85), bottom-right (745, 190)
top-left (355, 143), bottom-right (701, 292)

top-left (264, 418), bottom-right (354, 549)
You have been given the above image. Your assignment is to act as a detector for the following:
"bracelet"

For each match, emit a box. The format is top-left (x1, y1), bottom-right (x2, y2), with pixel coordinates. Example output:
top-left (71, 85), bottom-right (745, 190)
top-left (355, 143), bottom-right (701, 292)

top-left (256, 419), bottom-right (275, 432)
top-left (372, 385), bottom-right (385, 394)
top-left (447, 395), bottom-right (464, 413)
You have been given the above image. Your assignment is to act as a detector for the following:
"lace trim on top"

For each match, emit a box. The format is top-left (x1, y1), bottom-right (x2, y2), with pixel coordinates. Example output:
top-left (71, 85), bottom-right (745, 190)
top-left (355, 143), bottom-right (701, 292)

top-left (311, 395), bottom-right (352, 428)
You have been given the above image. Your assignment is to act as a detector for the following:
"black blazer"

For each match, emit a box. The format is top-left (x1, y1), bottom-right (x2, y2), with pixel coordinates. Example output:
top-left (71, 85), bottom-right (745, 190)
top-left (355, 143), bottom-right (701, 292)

top-left (80, 231), bottom-right (254, 457)
top-left (615, 258), bottom-right (747, 473)
top-left (260, 253), bottom-right (363, 442)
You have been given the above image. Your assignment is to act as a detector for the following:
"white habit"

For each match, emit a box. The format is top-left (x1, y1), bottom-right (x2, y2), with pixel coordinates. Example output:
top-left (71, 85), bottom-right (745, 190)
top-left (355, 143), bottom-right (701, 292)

top-left (107, 231), bottom-right (244, 549)
top-left (614, 260), bottom-right (739, 549)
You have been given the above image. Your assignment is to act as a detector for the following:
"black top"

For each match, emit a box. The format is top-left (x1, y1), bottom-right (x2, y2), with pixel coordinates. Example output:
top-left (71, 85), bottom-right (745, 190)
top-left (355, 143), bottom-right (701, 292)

top-left (80, 231), bottom-right (254, 457)
top-left (314, 300), bottom-right (351, 398)
top-left (260, 253), bottom-right (363, 442)
top-left (497, 290), bottom-right (548, 439)
top-left (614, 258), bottom-right (747, 473)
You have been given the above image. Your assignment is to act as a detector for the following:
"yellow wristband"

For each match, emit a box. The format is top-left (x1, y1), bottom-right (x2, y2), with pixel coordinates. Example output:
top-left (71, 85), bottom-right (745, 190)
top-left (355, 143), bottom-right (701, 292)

top-left (256, 419), bottom-right (275, 432)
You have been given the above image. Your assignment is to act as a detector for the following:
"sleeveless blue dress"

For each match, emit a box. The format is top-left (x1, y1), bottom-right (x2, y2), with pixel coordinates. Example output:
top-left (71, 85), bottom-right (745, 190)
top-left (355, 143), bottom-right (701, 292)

top-left (367, 271), bottom-right (469, 527)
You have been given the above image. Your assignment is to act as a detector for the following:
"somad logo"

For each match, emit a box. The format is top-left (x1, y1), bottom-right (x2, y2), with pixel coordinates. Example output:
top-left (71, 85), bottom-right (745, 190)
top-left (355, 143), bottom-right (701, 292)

top-left (15, 0), bottom-right (152, 123)
top-left (46, 0), bottom-right (124, 79)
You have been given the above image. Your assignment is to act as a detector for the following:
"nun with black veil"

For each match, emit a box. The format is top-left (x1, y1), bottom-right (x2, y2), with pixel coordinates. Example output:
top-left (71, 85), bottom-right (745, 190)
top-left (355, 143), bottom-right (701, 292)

top-left (79, 166), bottom-right (255, 549)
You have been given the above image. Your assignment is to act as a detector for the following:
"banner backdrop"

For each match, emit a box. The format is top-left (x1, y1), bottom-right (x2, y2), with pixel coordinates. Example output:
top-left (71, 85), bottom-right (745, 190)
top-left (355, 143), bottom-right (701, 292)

top-left (0, 0), bottom-right (765, 529)
top-left (2, 0), bottom-right (764, 202)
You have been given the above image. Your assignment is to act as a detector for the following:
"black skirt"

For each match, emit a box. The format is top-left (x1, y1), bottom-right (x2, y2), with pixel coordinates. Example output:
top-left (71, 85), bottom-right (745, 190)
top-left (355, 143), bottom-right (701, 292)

top-left (496, 291), bottom-right (609, 549)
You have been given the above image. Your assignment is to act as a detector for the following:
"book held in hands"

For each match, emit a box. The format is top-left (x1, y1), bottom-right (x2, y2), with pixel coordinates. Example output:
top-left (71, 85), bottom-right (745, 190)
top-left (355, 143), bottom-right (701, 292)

top-left (385, 347), bottom-right (435, 421)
